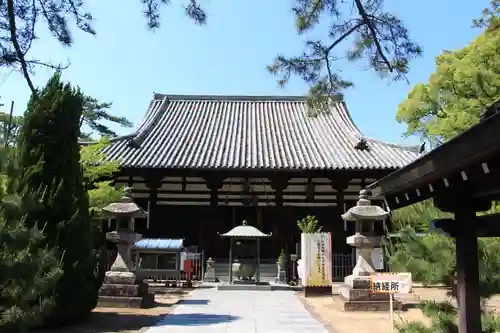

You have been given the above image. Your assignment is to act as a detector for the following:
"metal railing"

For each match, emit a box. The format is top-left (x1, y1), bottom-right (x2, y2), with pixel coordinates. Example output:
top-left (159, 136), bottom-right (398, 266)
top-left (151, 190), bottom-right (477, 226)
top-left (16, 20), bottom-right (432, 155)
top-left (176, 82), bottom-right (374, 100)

top-left (104, 249), bottom-right (393, 283)
top-left (332, 251), bottom-right (391, 281)
top-left (332, 252), bottom-right (356, 281)
top-left (105, 249), bottom-right (205, 282)
top-left (139, 251), bottom-right (205, 282)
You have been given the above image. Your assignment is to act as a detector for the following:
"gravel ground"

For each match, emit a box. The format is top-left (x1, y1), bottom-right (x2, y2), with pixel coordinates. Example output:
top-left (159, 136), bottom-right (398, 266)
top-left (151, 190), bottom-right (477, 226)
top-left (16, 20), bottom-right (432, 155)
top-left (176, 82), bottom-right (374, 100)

top-left (299, 287), bottom-right (500, 333)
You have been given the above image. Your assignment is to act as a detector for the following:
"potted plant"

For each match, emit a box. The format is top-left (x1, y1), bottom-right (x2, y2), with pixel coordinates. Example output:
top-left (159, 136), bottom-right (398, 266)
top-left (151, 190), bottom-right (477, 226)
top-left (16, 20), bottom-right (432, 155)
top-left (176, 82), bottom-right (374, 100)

top-left (297, 215), bottom-right (322, 233)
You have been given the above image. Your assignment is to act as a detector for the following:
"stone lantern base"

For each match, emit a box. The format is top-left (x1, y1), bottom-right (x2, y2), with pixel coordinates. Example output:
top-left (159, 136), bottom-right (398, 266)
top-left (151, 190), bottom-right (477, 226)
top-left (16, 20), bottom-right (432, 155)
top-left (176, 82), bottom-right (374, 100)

top-left (97, 230), bottom-right (154, 309)
top-left (98, 271), bottom-right (155, 308)
top-left (338, 275), bottom-right (402, 311)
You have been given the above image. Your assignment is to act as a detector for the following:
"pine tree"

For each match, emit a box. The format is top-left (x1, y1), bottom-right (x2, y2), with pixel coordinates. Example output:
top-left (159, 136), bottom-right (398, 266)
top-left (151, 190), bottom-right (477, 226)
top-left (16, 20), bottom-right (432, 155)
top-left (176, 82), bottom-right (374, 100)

top-left (14, 73), bottom-right (99, 326)
top-left (0, 121), bottom-right (62, 332)
top-left (387, 227), bottom-right (500, 332)
top-left (0, 216), bottom-right (63, 333)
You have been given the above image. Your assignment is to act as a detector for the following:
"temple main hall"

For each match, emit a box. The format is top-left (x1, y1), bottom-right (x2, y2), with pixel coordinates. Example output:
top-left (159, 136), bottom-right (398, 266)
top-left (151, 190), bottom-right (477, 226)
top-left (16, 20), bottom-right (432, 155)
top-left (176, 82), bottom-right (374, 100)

top-left (102, 94), bottom-right (419, 259)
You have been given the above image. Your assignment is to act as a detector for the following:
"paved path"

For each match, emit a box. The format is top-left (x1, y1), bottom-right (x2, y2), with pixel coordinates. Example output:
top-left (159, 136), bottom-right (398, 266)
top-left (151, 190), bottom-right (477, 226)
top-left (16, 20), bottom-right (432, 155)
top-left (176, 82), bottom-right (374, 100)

top-left (144, 288), bottom-right (329, 333)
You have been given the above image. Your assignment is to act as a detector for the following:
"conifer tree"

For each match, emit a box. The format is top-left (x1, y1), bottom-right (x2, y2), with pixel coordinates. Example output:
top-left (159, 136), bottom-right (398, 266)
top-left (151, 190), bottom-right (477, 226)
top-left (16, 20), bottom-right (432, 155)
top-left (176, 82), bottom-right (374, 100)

top-left (0, 217), bottom-right (63, 332)
top-left (14, 73), bottom-right (99, 326)
top-left (0, 116), bottom-right (62, 332)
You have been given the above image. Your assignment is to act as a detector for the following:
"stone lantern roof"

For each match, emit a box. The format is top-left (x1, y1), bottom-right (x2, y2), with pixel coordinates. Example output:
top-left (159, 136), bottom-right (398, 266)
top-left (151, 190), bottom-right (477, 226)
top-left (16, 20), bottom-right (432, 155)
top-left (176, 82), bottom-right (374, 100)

top-left (102, 187), bottom-right (148, 218)
top-left (341, 189), bottom-right (389, 221)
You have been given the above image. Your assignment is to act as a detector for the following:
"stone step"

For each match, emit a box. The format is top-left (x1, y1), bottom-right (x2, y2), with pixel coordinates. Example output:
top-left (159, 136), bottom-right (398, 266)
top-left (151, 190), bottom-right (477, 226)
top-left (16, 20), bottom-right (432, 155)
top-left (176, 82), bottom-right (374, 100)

top-left (213, 265), bottom-right (277, 271)
top-left (97, 295), bottom-right (155, 309)
top-left (213, 263), bottom-right (279, 280)
top-left (214, 272), bottom-right (277, 277)
top-left (99, 284), bottom-right (140, 297)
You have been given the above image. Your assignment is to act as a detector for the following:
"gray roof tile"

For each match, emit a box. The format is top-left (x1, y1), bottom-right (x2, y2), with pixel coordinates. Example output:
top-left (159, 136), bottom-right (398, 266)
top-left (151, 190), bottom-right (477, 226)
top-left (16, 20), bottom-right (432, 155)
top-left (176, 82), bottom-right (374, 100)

top-left (102, 94), bottom-right (420, 170)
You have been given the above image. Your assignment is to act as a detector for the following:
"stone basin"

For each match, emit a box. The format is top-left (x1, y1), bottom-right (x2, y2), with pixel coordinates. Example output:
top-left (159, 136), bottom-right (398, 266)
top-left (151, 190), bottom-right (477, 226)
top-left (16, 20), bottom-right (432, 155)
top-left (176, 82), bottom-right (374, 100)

top-left (232, 260), bottom-right (256, 280)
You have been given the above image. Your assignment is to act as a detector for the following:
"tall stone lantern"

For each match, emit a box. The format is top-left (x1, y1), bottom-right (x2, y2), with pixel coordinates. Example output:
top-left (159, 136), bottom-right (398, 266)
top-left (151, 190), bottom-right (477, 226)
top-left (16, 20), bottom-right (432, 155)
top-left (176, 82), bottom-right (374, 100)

top-left (339, 189), bottom-right (401, 311)
top-left (97, 187), bottom-right (153, 308)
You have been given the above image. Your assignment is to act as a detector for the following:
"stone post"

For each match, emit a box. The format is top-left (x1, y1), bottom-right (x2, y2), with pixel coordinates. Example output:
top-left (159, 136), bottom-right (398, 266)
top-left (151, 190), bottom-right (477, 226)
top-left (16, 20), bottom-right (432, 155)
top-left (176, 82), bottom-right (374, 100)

top-left (204, 257), bottom-right (216, 282)
top-left (339, 189), bottom-right (402, 311)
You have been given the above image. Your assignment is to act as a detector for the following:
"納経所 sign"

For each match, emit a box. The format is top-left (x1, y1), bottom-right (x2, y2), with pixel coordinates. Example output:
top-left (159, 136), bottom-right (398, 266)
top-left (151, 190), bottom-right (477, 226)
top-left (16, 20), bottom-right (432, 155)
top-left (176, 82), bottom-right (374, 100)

top-left (370, 273), bottom-right (412, 294)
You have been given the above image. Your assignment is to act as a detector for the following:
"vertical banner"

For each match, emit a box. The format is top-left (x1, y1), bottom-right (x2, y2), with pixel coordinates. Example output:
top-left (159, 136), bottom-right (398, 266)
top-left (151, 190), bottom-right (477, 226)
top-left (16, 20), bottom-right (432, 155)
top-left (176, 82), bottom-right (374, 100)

top-left (300, 232), bottom-right (332, 286)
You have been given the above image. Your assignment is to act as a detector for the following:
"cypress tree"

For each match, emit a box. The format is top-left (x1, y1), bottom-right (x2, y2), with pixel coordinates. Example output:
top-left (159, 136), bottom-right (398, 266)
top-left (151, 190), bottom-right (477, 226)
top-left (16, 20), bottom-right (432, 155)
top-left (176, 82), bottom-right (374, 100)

top-left (14, 73), bottom-right (99, 325)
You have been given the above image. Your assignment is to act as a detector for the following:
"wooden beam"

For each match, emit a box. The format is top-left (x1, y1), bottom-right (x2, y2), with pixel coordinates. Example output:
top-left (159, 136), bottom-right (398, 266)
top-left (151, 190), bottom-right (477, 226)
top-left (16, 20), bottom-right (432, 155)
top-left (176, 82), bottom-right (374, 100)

top-left (118, 167), bottom-right (392, 182)
top-left (434, 191), bottom-right (491, 214)
top-left (432, 214), bottom-right (500, 237)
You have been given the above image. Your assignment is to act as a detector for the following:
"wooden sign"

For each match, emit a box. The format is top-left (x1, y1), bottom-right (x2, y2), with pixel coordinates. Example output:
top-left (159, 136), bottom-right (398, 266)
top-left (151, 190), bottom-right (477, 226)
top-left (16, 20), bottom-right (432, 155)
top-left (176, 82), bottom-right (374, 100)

top-left (370, 272), bottom-right (412, 294)
top-left (300, 233), bottom-right (333, 287)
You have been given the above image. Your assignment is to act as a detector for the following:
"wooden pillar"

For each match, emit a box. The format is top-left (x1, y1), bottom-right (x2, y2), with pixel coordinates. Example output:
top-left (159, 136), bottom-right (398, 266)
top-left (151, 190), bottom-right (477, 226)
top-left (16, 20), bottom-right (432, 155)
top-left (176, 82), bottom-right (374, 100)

top-left (330, 176), bottom-right (350, 211)
top-left (270, 175), bottom-right (289, 253)
top-left (232, 206), bottom-right (236, 227)
top-left (270, 175), bottom-right (289, 207)
top-left (435, 194), bottom-right (489, 333)
top-left (228, 239), bottom-right (233, 284)
top-left (243, 177), bottom-right (251, 207)
top-left (204, 176), bottom-right (223, 208)
top-left (330, 176), bottom-right (350, 253)
top-left (306, 177), bottom-right (314, 202)
top-left (146, 175), bottom-right (162, 232)
top-left (256, 237), bottom-right (261, 284)
top-left (455, 207), bottom-right (481, 333)
top-left (256, 207), bottom-right (263, 230)
top-left (203, 175), bottom-right (224, 256)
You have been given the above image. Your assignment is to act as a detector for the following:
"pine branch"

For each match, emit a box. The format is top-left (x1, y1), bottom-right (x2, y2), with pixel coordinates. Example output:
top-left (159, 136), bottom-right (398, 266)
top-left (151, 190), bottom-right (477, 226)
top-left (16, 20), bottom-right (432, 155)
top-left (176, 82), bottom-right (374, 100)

top-left (269, 0), bottom-right (423, 110)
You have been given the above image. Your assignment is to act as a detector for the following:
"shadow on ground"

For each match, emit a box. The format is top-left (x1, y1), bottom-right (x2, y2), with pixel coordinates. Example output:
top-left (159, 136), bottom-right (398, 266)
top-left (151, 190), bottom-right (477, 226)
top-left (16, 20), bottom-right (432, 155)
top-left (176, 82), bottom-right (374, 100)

top-left (180, 299), bottom-right (210, 305)
top-left (36, 300), bottom-right (182, 333)
top-left (156, 313), bottom-right (240, 326)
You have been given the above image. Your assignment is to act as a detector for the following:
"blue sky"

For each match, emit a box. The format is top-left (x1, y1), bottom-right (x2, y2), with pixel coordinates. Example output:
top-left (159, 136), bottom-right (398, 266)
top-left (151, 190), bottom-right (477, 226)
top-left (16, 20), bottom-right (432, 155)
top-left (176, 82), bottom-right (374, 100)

top-left (0, 0), bottom-right (490, 145)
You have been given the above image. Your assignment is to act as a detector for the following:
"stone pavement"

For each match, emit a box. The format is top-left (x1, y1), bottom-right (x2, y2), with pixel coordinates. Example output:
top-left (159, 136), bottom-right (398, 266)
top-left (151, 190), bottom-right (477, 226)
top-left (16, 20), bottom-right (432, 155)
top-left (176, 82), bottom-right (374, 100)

top-left (144, 288), bottom-right (329, 333)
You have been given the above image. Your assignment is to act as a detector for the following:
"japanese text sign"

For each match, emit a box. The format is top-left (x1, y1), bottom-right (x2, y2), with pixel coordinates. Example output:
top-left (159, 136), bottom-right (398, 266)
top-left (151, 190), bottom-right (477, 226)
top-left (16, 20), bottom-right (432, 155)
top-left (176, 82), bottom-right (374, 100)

top-left (370, 273), bottom-right (412, 294)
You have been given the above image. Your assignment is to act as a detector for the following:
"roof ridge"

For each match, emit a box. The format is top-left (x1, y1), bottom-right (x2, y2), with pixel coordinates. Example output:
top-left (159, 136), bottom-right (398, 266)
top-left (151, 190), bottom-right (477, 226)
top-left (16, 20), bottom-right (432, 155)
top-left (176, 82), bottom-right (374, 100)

top-left (125, 93), bottom-right (353, 149)
top-left (153, 93), bottom-right (311, 101)
top-left (334, 102), bottom-right (420, 154)
top-left (89, 94), bottom-right (168, 146)
top-left (365, 137), bottom-right (420, 153)
top-left (128, 96), bottom-right (169, 147)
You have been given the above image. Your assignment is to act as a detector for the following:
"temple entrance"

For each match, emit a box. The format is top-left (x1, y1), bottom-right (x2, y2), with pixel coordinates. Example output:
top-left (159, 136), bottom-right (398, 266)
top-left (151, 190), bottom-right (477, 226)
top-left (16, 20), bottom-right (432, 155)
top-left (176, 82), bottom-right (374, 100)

top-left (146, 204), bottom-right (348, 260)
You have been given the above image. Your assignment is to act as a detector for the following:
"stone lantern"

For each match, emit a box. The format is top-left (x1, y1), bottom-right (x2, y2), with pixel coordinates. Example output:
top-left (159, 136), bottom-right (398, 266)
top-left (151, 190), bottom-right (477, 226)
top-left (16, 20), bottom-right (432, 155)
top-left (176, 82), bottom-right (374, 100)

top-left (97, 187), bottom-right (154, 308)
top-left (339, 189), bottom-right (401, 311)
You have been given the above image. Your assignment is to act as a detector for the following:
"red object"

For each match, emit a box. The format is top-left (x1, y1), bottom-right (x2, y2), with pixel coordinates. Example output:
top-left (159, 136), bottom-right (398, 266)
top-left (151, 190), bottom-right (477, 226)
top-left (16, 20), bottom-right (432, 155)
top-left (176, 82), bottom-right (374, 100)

top-left (184, 260), bottom-right (193, 281)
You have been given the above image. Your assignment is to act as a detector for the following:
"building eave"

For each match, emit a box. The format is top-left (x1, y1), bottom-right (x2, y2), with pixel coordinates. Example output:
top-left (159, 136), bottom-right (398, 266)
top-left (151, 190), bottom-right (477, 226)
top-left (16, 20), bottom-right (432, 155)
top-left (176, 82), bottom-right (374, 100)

top-left (368, 101), bottom-right (500, 209)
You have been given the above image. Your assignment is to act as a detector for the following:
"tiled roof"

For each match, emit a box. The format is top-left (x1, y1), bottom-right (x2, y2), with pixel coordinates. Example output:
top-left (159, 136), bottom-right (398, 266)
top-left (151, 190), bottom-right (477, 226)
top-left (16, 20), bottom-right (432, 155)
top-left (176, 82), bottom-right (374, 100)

top-left (134, 238), bottom-right (184, 250)
top-left (102, 94), bottom-right (420, 170)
